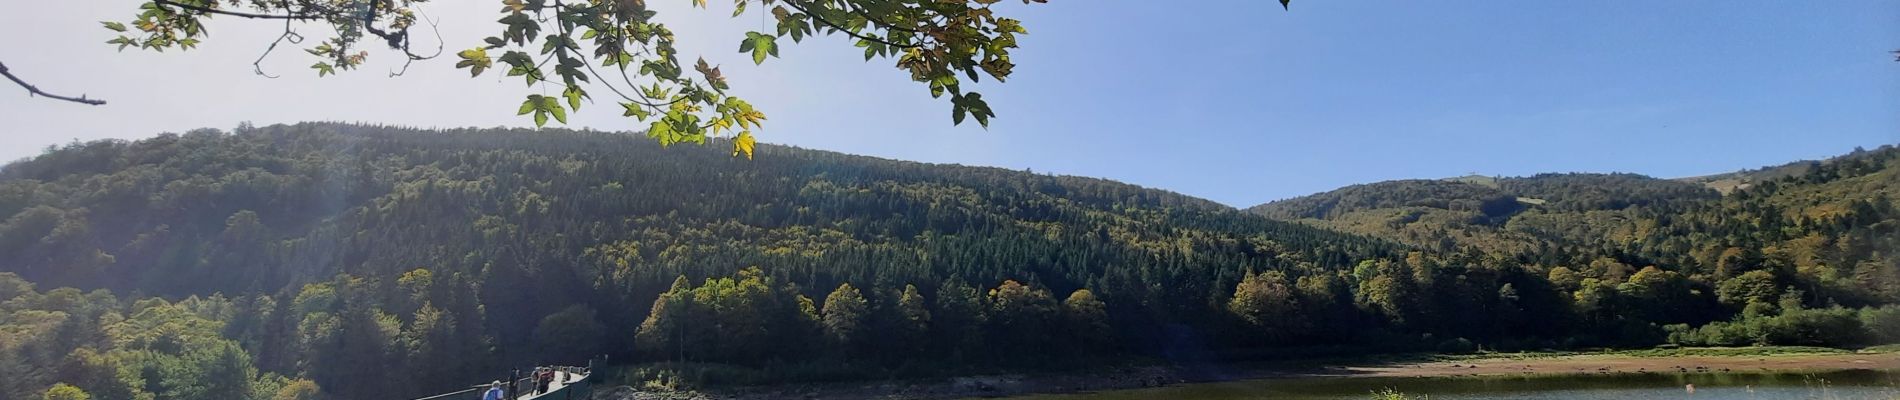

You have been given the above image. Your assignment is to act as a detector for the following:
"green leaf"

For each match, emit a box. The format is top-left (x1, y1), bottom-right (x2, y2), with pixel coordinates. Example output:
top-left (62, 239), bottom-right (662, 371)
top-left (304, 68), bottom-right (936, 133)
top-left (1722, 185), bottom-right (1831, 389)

top-left (646, 121), bottom-right (669, 145)
top-left (107, 37), bottom-right (135, 51)
top-left (543, 96), bottom-right (568, 124)
top-left (950, 92), bottom-right (994, 127)
top-left (311, 62), bottom-right (335, 77)
top-left (101, 21), bottom-right (127, 32)
top-left (519, 94), bottom-right (566, 126)
top-left (563, 86), bottom-right (586, 111)
top-left (965, 92), bottom-right (993, 128)
top-left (513, 93), bottom-right (562, 127)
top-left (555, 57), bottom-right (588, 85)
top-left (497, 51), bottom-right (541, 84)
top-left (742, 32), bottom-right (777, 65)
top-left (499, 12), bottom-right (540, 45)
top-left (498, 51), bottom-right (535, 71)
top-left (622, 103), bottom-right (651, 121)
top-left (642, 83), bottom-right (671, 100)
top-left (518, 96), bottom-right (539, 115)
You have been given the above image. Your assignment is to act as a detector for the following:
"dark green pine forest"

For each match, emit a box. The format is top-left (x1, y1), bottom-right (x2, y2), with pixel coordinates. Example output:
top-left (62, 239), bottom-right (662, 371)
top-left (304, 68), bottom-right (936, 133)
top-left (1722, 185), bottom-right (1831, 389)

top-left (1, 122), bottom-right (1896, 399)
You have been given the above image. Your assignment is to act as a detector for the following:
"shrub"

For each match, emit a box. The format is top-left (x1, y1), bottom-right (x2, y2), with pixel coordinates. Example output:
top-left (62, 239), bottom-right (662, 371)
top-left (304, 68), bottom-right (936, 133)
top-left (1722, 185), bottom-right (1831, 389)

top-left (1760, 307), bottom-right (1861, 346)
top-left (1368, 388), bottom-right (1426, 400)
top-left (1695, 321), bottom-right (1752, 346)
top-left (1859, 306), bottom-right (1900, 345)
top-left (1664, 322), bottom-right (1748, 346)
top-left (1663, 324), bottom-right (1694, 345)
top-left (1667, 306), bottom-right (1870, 347)
top-left (1436, 338), bottom-right (1477, 354)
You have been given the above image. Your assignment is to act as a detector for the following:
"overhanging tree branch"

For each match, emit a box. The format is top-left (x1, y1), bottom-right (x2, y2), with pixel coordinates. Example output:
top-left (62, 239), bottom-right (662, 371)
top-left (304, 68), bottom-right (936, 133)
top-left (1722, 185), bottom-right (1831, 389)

top-left (0, 61), bottom-right (107, 106)
top-left (780, 0), bottom-right (922, 49)
top-left (844, 2), bottom-right (920, 33)
top-left (152, 0), bottom-right (321, 20)
top-left (389, 9), bottom-right (446, 77)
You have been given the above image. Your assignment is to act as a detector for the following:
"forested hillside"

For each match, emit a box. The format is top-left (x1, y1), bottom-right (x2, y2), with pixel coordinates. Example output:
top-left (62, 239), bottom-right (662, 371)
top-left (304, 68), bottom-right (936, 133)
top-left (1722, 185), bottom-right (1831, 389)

top-left (1249, 145), bottom-right (1900, 350)
top-left (1245, 173), bottom-right (1720, 255)
top-left (1, 123), bottom-right (1895, 400)
top-left (1247, 147), bottom-right (1900, 296)
top-left (0, 123), bottom-right (1414, 399)
top-left (1246, 179), bottom-right (1523, 221)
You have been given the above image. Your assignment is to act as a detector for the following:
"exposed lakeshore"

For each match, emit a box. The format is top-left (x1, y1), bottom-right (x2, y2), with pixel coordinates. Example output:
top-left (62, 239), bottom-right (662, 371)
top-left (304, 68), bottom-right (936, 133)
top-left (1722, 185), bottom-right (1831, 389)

top-left (1322, 350), bottom-right (1900, 379)
top-left (594, 348), bottom-right (1900, 400)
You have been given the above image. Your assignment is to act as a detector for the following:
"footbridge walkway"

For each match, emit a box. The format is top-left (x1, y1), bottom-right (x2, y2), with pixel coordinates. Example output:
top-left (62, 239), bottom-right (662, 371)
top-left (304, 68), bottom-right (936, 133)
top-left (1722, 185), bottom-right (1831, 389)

top-left (408, 364), bottom-right (593, 400)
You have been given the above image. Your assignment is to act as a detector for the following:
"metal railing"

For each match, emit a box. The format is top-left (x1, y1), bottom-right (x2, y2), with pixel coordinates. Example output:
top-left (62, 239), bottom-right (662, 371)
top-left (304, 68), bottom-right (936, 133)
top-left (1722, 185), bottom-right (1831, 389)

top-left (408, 386), bottom-right (484, 400)
top-left (405, 362), bottom-right (595, 400)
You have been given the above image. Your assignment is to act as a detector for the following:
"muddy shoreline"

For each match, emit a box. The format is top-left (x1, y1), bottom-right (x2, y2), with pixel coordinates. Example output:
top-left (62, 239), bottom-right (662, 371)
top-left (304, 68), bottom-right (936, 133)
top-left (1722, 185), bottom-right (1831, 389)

top-left (593, 351), bottom-right (1900, 400)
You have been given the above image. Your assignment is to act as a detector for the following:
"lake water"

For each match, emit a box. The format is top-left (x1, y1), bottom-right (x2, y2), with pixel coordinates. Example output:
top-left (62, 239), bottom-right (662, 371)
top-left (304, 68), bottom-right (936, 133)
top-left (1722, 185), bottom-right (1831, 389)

top-left (1009, 369), bottom-right (1900, 400)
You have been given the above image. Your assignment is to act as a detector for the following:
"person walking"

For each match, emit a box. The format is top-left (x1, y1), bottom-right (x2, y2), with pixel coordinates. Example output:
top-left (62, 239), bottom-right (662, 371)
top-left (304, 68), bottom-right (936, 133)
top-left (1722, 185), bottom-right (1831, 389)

top-left (507, 369), bottom-right (519, 399)
top-left (482, 381), bottom-right (505, 400)
top-left (532, 367), bottom-right (548, 395)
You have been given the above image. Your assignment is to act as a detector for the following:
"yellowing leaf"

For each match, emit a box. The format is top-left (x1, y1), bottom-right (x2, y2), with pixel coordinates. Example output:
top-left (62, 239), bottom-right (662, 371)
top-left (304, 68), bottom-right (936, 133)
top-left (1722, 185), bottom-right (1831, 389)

top-left (455, 48), bottom-right (492, 77)
top-left (732, 131), bottom-right (756, 159)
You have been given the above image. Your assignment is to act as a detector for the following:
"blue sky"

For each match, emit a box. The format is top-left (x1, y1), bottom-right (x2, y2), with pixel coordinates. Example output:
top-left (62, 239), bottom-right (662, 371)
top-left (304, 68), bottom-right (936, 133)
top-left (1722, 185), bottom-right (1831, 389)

top-left (3, 1), bottom-right (1896, 206)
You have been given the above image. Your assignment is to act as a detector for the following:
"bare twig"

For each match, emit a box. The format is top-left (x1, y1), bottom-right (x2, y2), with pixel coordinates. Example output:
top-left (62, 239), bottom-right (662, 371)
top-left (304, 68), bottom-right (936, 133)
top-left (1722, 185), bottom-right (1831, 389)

top-left (0, 61), bottom-right (107, 106)
top-left (254, 13), bottom-right (307, 78)
top-left (390, 9), bottom-right (444, 77)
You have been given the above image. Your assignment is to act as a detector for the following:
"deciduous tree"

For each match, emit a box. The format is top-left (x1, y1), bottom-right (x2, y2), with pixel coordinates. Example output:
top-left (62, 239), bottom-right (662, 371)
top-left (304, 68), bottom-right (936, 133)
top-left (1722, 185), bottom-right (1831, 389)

top-left (1061, 288), bottom-right (1110, 351)
top-left (532, 304), bottom-right (606, 364)
top-left (821, 282), bottom-right (869, 348)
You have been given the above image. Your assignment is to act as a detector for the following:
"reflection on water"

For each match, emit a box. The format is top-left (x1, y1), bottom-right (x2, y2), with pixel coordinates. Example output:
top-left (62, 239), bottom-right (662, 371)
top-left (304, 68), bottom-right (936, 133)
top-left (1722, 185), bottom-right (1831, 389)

top-left (1009, 369), bottom-right (1900, 400)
